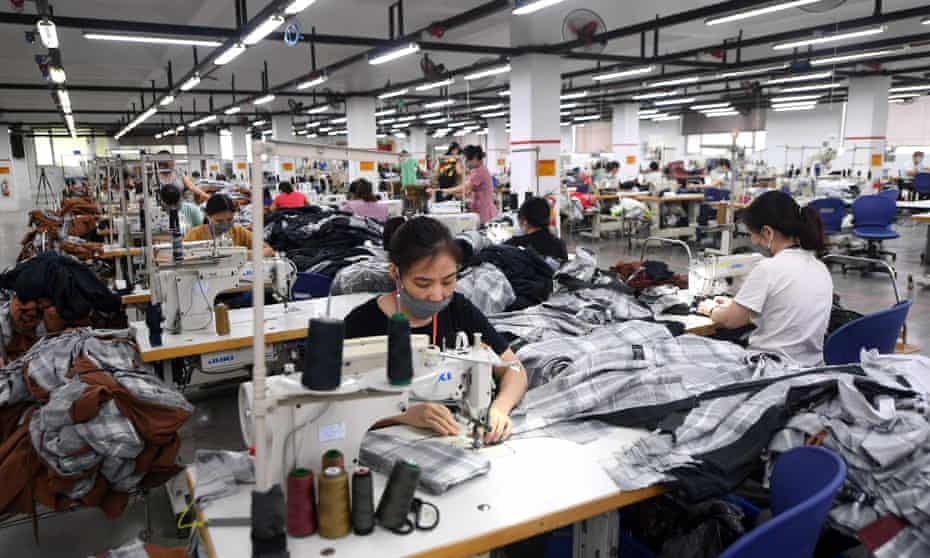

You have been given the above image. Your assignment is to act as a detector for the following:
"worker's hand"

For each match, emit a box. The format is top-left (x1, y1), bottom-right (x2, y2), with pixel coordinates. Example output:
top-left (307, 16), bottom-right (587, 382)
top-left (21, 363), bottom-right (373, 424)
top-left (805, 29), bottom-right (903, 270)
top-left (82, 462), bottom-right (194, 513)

top-left (483, 404), bottom-right (512, 445)
top-left (403, 403), bottom-right (459, 437)
top-left (697, 299), bottom-right (717, 317)
top-left (713, 296), bottom-right (732, 306)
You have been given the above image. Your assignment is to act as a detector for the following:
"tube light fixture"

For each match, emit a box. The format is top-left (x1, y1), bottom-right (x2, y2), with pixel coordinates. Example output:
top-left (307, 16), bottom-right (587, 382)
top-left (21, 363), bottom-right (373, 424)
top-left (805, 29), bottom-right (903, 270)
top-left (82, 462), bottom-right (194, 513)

top-left (295, 129), bottom-right (308, 136)
top-left (691, 102), bottom-right (731, 110)
top-left (473, 103), bottom-right (503, 112)
top-left (253, 94), bottom-right (276, 106)
top-left (654, 97), bottom-right (696, 106)
top-left (376, 133), bottom-right (387, 139)
top-left (189, 114), bottom-right (218, 128)
top-left (318, 127), bottom-right (333, 132)
top-left (305, 121), bottom-right (322, 128)
top-left (464, 64), bottom-right (511, 81)
top-left (592, 65), bottom-right (655, 82)
top-left (770, 94), bottom-right (823, 103)
top-left (560, 111), bottom-right (571, 116)
top-left (705, 111), bottom-right (739, 117)
top-left (215, 43), bottom-right (246, 65)
top-left (262, 129), bottom-right (274, 136)
top-left (160, 95), bottom-right (175, 107)
top-left (476, 129), bottom-right (488, 135)
top-left (771, 101), bottom-right (818, 109)
top-left (307, 133), bottom-right (318, 138)
top-left (224, 106), bottom-right (241, 115)
top-left (244, 15), bottom-right (284, 46)
top-left (378, 88), bottom-right (408, 100)
top-left (285, 0), bottom-right (318, 15)
top-left (652, 115), bottom-right (681, 121)
top-left (448, 121), bottom-right (473, 128)
top-left (49, 66), bottom-right (66, 84)
top-left (811, 48), bottom-right (903, 66)
top-left (889, 85), bottom-right (930, 93)
top-left (703, 109), bottom-right (741, 116)
top-left (56, 89), bottom-right (72, 114)
top-left (394, 132), bottom-right (407, 138)
top-left (252, 120), bottom-right (267, 126)
top-left (498, 90), bottom-right (511, 97)
top-left (779, 82), bottom-right (846, 93)
top-left (332, 129), bottom-right (347, 135)
top-left (632, 90), bottom-right (679, 100)
top-left (559, 103), bottom-right (579, 109)
top-left (572, 123), bottom-right (586, 128)
top-left (329, 117), bottom-right (347, 124)
top-left (638, 109), bottom-right (660, 116)
top-left (774, 105), bottom-right (817, 112)
top-left (393, 122), bottom-right (411, 128)
top-left (706, 0), bottom-right (823, 26)
top-left (368, 42), bottom-right (420, 65)
top-left (773, 26), bottom-right (886, 50)
top-left (650, 76), bottom-right (700, 88)
top-left (419, 112), bottom-right (442, 119)
top-left (297, 74), bottom-right (328, 90)
top-left (37, 19), bottom-right (59, 49)
top-left (114, 106), bottom-right (158, 140)
top-left (426, 118), bottom-right (448, 125)
top-left (305, 104), bottom-right (330, 114)
top-left (513, 0), bottom-right (567, 15)
top-left (396, 115), bottom-right (417, 122)
top-left (83, 32), bottom-right (222, 47)
top-left (375, 108), bottom-right (397, 117)
top-left (560, 91), bottom-right (588, 100)
top-left (717, 64), bottom-right (789, 79)
top-left (560, 121), bottom-right (573, 126)
top-left (175, 125), bottom-right (185, 132)
top-left (481, 111), bottom-right (508, 118)
top-left (574, 114), bottom-right (601, 122)
top-left (377, 118), bottom-right (396, 125)
top-left (764, 71), bottom-right (833, 85)
top-left (416, 78), bottom-right (454, 91)
top-left (888, 93), bottom-right (923, 99)
top-left (889, 98), bottom-right (907, 104)
top-left (424, 99), bottom-right (455, 109)
top-left (179, 73), bottom-right (201, 91)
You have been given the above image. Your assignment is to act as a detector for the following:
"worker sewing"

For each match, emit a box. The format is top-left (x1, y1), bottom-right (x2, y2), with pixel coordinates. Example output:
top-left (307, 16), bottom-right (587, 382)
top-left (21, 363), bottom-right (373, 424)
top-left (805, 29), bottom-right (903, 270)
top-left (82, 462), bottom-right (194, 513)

top-left (184, 193), bottom-right (273, 256)
top-left (342, 178), bottom-right (388, 222)
top-left (638, 161), bottom-right (664, 193)
top-left (698, 191), bottom-right (833, 367)
top-left (707, 159), bottom-right (732, 189)
top-left (158, 183), bottom-right (203, 232)
top-left (431, 145), bottom-right (497, 224)
top-left (344, 217), bottom-right (527, 443)
top-left (506, 197), bottom-right (568, 265)
top-left (269, 181), bottom-right (308, 211)
top-left (908, 151), bottom-right (928, 177)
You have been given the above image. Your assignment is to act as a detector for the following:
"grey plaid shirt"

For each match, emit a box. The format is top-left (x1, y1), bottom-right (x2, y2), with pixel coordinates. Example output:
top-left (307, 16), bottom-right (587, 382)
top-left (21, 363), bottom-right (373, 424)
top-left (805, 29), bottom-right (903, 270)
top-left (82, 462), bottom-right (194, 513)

top-left (456, 263), bottom-right (516, 316)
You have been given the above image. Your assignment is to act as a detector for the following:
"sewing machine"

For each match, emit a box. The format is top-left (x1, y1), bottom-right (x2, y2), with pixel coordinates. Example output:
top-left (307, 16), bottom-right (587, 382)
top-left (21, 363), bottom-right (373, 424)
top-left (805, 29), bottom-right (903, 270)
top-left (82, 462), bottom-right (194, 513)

top-left (238, 332), bottom-right (498, 487)
top-left (152, 241), bottom-right (294, 334)
top-left (430, 211), bottom-right (480, 235)
top-left (688, 253), bottom-right (763, 298)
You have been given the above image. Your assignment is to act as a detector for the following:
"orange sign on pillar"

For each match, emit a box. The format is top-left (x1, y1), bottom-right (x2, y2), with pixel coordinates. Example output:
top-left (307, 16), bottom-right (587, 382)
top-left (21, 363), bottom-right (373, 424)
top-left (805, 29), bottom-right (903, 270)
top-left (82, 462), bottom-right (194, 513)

top-left (625, 155), bottom-right (637, 166)
top-left (870, 153), bottom-right (883, 167)
top-left (536, 160), bottom-right (556, 177)
top-left (359, 161), bottom-right (375, 172)
top-left (282, 162), bottom-right (294, 172)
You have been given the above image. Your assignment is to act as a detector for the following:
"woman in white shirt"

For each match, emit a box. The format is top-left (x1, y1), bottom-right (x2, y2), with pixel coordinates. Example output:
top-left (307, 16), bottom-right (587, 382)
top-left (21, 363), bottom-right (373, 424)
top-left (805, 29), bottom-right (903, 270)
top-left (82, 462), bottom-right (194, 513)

top-left (698, 191), bottom-right (833, 367)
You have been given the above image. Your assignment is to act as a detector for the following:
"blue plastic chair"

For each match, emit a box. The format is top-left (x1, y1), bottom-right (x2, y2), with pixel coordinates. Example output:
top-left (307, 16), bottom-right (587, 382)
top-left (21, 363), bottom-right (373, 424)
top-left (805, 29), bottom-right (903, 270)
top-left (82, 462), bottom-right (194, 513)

top-left (847, 195), bottom-right (899, 269)
top-left (720, 447), bottom-right (847, 558)
top-left (878, 188), bottom-right (899, 203)
top-left (824, 300), bottom-right (912, 365)
top-left (291, 271), bottom-right (332, 300)
top-left (915, 172), bottom-right (930, 199)
top-left (807, 198), bottom-right (846, 236)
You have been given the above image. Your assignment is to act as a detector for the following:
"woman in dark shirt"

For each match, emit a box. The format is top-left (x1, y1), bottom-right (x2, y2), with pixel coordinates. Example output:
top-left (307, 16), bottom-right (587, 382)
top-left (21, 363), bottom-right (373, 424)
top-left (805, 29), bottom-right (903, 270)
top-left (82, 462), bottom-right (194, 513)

top-left (344, 217), bottom-right (527, 443)
top-left (506, 196), bottom-right (568, 264)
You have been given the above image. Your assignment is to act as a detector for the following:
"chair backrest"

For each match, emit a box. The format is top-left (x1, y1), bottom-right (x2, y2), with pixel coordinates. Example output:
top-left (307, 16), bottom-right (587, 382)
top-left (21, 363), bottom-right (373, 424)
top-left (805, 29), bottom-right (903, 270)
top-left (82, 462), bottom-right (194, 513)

top-left (878, 188), bottom-right (899, 203)
top-left (720, 447), bottom-right (847, 558)
top-left (807, 198), bottom-right (845, 234)
top-left (703, 188), bottom-right (731, 203)
top-left (851, 194), bottom-right (896, 228)
top-left (824, 300), bottom-right (912, 365)
top-left (292, 271), bottom-right (332, 300)
top-left (915, 172), bottom-right (930, 193)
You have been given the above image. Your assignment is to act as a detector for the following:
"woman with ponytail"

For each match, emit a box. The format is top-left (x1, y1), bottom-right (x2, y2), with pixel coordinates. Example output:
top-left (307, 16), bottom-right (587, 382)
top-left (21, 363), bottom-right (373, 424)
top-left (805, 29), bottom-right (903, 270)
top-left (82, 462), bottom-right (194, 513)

top-left (698, 191), bottom-right (833, 366)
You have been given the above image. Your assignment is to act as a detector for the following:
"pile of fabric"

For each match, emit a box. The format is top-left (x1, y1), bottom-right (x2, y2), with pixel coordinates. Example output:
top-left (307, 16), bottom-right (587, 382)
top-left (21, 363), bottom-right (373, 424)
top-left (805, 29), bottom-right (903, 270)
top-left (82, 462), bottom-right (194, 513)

top-left (263, 206), bottom-right (331, 252)
top-left (470, 245), bottom-right (554, 311)
top-left (612, 259), bottom-right (688, 291)
top-left (92, 538), bottom-right (190, 558)
top-left (330, 258), bottom-right (394, 296)
top-left (0, 328), bottom-right (192, 517)
top-left (19, 197), bottom-right (102, 262)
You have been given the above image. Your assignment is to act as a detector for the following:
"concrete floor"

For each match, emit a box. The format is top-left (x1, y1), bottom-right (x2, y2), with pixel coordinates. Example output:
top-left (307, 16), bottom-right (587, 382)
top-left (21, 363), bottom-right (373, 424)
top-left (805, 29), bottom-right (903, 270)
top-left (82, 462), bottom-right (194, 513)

top-left (1, 214), bottom-right (929, 556)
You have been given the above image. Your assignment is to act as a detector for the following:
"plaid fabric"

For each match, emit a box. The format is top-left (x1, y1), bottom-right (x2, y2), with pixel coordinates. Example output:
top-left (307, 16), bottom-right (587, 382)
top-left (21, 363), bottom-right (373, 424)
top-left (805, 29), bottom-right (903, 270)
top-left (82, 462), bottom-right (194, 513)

top-left (191, 450), bottom-right (255, 505)
top-left (554, 247), bottom-right (598, 286)
top-left (456, 230), bottom-right (494, 255)
top-left (456, 263), bottom-right (515, 315)
top-left (638, 285), bottom-right (690, 315)
top-left (544, 288), bottom-right (652, 325)
top-left (330, 259), bottom-right (394, 296)
top-left (359, 430), bottom-right (490, 494)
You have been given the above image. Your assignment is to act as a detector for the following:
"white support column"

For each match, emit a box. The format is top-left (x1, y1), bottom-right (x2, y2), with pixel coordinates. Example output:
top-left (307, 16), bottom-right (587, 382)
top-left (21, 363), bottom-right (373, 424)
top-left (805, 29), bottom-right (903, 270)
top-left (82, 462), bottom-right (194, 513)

top-left (509, 53), bottom-right (561, 201)
top-left (186, 133), bottom-right (204, 177)
top-left (347, 97), bottom-right (377, 183)
top-left (408, 126), bottom-right (428, 167)
top-left (230, 125), bottom-right (249, 182)
top-left (844, 76), bottom-right (891, 179)
top-left (612, 104), bottom-right (640, 181)
top-left (487, 118), bottom-right (509, 176)
top-left (272, 115), bottom-right (296, 181)
top-left (202, 130), bottom-right (221, 179)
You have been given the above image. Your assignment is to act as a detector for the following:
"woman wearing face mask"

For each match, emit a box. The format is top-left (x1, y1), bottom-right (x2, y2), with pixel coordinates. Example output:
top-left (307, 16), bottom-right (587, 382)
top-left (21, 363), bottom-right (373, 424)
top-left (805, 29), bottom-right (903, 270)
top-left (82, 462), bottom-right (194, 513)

top-left (698, 191), bottom-right (833, 367)
top-left (343, 217), bottom-right (528, 444)
top-left (184, 193), bottom-right (273, 256)
top-left (430, 145), bottom-right (498, 224)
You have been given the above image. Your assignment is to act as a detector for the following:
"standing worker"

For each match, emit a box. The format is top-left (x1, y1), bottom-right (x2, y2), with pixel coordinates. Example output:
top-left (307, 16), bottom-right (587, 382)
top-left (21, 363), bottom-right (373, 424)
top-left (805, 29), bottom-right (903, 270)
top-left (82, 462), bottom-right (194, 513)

top-left (431, 145), bottom-right (497, 225)
top-left (156, 150), bottom-right (209, 204)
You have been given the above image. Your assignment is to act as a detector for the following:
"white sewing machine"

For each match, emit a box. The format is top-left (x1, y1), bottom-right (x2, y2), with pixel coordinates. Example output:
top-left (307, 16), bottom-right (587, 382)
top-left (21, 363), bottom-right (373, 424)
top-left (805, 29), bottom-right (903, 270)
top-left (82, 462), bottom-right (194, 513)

top-left (152, 241), bottom-right (295, 334)
top-left (430, 212), bottom-right (480, 235)
top-left (689, 253), bottom-right (763, 298)
top-left (239, 332), bottom-right (498, 487)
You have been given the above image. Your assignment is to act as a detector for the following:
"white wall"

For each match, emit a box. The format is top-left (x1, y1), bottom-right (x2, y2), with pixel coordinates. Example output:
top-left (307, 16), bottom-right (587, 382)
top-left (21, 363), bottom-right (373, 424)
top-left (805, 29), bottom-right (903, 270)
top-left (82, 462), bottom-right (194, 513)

top-left (886, 97), bottom-right (930, 176)
top-left (764, 105), bottom-right (843, 171)
top-left (640, 119), bottom-right (685, 163)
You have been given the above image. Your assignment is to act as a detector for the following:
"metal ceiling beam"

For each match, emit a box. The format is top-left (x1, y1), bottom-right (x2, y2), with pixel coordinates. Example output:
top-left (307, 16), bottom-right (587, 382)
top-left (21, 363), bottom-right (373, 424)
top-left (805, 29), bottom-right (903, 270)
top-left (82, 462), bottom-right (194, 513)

top-left (0, 82), bottom-right (328, 97)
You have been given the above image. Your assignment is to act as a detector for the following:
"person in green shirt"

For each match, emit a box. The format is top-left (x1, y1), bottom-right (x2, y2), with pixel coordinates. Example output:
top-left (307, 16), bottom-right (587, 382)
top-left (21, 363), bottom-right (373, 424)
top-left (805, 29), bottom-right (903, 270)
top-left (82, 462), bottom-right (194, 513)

top-left (400, 150), bottom-right (419, 187)
top-left (159, 183), bottom-right (204, 232)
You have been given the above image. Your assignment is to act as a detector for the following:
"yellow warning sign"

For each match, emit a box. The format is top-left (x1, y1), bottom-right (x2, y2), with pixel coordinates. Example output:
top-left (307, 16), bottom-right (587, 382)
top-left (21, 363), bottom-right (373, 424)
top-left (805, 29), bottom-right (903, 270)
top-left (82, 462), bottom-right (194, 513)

top-left (537, 159), bottom-right (556, 177)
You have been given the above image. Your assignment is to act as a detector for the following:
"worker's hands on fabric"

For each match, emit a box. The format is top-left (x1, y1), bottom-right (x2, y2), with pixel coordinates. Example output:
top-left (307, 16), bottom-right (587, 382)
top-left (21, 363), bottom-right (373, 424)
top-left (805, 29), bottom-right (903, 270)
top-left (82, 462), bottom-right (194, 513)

top-left (697, 299), bottom-right (718, 316)
top-left (714, 296), bottom-right (733, 306)
top-left (483, 404), bottom-right (513, 445)
top-left (403, 403), bottom-right (459, 436)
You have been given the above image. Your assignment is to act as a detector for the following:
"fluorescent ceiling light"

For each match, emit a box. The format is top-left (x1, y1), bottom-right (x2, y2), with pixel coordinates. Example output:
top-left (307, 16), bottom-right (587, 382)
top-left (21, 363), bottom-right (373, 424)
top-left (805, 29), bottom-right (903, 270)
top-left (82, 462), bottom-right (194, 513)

top-left (115, 106), bottom-right (158, 139)
top-left (638, 109), bottom-right (660, 115)
top-left (771, 94), bottom-right (822, 103)
top-left (771, 101), bottom-right (818, 109)
top-left (773, 26), bottom-right (886, 50)
top-left (376, 133), bottom-right (387, 139)
top-left (424, 99), bottom-right (455, 109)
top-left (481, 111), bottom-right (508, 118)
top-left (572, 123), bottom-right (586, 128)
top-left (706, 0), bottom-right (824, 26)
top-left (244, 15), bottom-right (284, 46)
top-left (175, 125), bottom-right (185, 132)
top-left (717, 64), bottom-right (789, 79)
top-left (465, 64), bottom-right (511, 81)
top-left (560, 91), bottom-right (588, 100)
top-left (378, 88), bottom-right (408, 99)
top-left (57, 89), bottom-right (71, 113)
top-left (889, 85), bottom-right (930, 93)
top-left (774, 105), bottom-right (817, 112)
top-left (83, 32), bottom-right (222, 47)
top-left (498, 90), bottom-right (511, 97)
top-left (779, 82), bottom-right (846, 93)
top-left (49, 66), bottom-right (66, 84)
top-left (888, 93), bottom-right (922, 99)
top-left (214, 43), bottom-right (246, 65)
top-left (448, 121), bottom-right (472, 127)
top-left (179, 73), bottom-right (201, 91)
top-left (394, 132), bottom-right (407, 138)
top-left (923, 17), bottom-right (930, 25)
top-left (377, 118), bottom-right (396, 125)
top-left (420, 112), bottom-right (441, 119)
top-left (305, 104), bottom-right (330, 114)
top-left (416, 78), bottom-right (454, 91)
top-left (396, 115), bottom-right (417, 122)
top-left (654, 97), bottom-right (696, 106)
top-left (513, 0), bottom-right (568, 15)
top-left (224, 106), bottom-right (241, 115)
top-left (650, 76), bottom-right (700, 88)
top-left (765, 71), bottom-right (833, 85)
top-left (333, 129), bottom-right (347, 135)
top-left (632, 90), bottom-right (679, 100)
top-left (318, 127), bottom-right (333, 132)
top-left (574, 114), bottom-right (601, 121)
top-left (705, 111), bottom-right (739, 117)
top-left (426, 118), bottom-right (448, 124)
top-left (593, 65), bottom-right (655, 82)
top-left (888, 98), bottom-right (906, 104)
top-left (297, 74), bottom-right (328, 90)
top-left (369, 42), bottom-right (420, 65)
top-left (252, 119), bottom-right (267, 126)
top-left (560, 111), bottom-right (571, 116)
top-left (393, 122), bottom-right (411, 128)
top-left (306, 121), bottom-right (322, 128)
top-left (37, 19), bottom-right (59, 49)
top-left (307, 133), bottom-right (317, 138)
top-left (375, 108), bottom-right (397, 117)
top-left (473, 103), bottom-right (503, 112)
top-left (253, 94), bottom-right (275, 105)
top-left (653, 115), bottom-right (681, 121)
top-left (560, 121), bottom-right (573, 126)
top-left (160, 95), bottom-right (175, 107)
top-left (329, 117), bottom-right (347, 124)
top-left (691, 102), bottom-right (731, 110)
top-left (262, 129), bottom-right (274, 135)
top-left (560, 103), bottom-right (579, 109)
top-left (476, 129), bottom-right (488, 135)
top-left (811, 49), bottom-right (903, 66)
top-left (189, 114), bottom-right (218, 128)
top-left (295, 129), bottom-right (308, 135)
top-left (284, 0), bottom-right (318, 15)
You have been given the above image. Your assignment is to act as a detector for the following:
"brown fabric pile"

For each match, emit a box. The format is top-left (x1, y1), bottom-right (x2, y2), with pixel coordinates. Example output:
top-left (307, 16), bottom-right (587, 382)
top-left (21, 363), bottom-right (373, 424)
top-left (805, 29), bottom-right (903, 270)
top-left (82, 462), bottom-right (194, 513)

top-left (611, 260), bottom-right (689, 290)
top-left (18, 198), bottom-right (102, 261)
